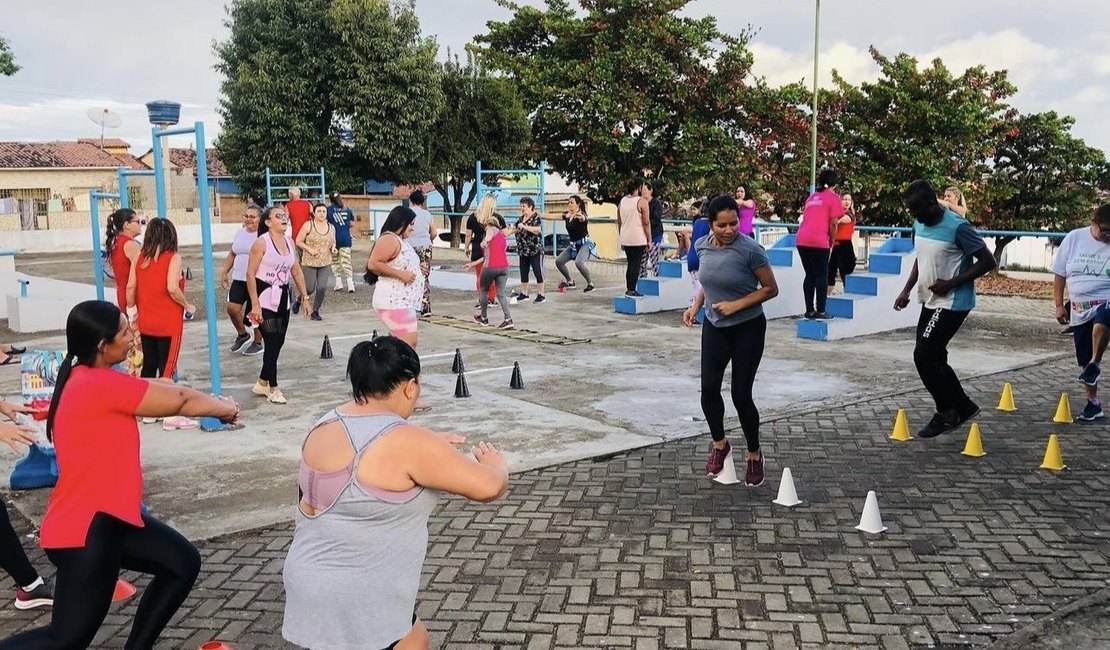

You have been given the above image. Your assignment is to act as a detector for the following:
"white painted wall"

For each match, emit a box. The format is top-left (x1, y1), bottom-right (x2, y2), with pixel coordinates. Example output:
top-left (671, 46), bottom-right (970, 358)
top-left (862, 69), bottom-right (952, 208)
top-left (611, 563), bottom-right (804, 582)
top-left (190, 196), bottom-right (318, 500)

top-left (0, 223), bottom-right (243, 253)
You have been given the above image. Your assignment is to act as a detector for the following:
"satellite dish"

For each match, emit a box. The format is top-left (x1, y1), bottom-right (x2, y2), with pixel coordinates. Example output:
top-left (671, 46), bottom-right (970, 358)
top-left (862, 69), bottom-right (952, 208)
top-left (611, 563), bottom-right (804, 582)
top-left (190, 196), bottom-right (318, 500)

top-left (86, 108), bottom-right (123, 148)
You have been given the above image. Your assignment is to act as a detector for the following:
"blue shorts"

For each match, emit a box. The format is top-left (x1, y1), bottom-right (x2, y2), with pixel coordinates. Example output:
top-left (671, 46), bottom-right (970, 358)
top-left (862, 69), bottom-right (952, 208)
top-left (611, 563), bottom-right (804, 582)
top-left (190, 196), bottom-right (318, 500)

top-left (1072, 303), bottom-right (1110, 366)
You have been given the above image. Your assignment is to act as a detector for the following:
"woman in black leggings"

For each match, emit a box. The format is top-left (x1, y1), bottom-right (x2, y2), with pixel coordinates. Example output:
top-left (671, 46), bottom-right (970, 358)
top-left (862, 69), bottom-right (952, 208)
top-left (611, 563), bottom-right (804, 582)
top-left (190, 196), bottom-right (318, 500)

top-left (683, 195), bottom-right (779, 487)
top-left (0, 403), bottom-right (53, 610)
top-left (0, 300), bottom-right (238, 649)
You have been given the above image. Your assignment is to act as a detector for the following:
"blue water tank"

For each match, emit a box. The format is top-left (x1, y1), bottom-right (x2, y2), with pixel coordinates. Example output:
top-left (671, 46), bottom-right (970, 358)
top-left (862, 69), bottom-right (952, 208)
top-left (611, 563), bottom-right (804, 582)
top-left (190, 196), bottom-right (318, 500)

top-left (146, 101), bottom-right (182, 126)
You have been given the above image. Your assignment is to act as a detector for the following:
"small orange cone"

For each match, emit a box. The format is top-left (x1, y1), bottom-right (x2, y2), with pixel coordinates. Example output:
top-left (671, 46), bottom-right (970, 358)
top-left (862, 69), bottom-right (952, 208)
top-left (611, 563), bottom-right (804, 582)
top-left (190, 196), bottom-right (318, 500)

top-left (961, 423), bottom-right (986, 457)
top-left (996, 383), bottom-right (1016, 412)
top-left (889, 409), bottom-right (912, 441)
top-left (1053, 393), bottom-right (1072, 423)
top-left (1039, 434), bottom-right (1066, 471)
top-left (198, 642), bottom-right (236, 650)
top-left (112, 578), bottom-right (137, 602)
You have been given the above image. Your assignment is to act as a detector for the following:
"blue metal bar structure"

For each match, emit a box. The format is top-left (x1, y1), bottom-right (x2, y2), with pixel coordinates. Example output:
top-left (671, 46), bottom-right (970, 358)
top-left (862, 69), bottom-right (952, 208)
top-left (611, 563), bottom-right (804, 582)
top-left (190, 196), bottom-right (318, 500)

top-left (117, 167), bottom-right (155, 210)
top-left (264, 167), bottom-right (326, 206)
top-left (150, 121), bottom-right (222, 396)
top-left (475, 161), bottom-right (550, 255)
top-left (88, 189), bottom-right (120, 301)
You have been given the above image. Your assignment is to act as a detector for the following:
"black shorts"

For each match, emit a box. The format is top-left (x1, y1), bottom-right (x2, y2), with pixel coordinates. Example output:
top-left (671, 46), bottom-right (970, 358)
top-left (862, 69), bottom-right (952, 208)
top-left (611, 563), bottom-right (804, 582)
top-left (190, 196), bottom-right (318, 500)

top-left (227, 280), bottom-right (250, 305)
top-left (1071, 303), bottom-right (1110, 366)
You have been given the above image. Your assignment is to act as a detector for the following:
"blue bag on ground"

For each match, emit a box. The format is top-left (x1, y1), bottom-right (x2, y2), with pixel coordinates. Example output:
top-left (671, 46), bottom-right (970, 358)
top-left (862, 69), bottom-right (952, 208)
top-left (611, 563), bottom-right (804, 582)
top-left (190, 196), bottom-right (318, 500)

top-left (10, 443), bottom-right (58, 490)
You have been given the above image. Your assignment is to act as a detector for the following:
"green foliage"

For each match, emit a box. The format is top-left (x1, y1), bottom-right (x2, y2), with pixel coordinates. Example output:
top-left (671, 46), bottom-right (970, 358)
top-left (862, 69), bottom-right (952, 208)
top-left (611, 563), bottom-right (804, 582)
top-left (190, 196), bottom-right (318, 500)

top-left (828, 48), bottom-right (1017, 224)
top-left (214, 0), bottom-right (444, 196)
top-left (474, 0), bottom-right (773, 204)
top-left (430, 52), bottom-right (531, 242)
top-left (0, 36), bottom-right (19, 76)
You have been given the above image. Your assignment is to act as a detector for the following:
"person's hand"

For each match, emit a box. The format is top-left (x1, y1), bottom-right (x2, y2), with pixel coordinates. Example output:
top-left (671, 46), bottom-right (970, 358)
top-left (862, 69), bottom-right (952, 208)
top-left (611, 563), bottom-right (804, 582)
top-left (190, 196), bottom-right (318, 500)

top-left (712, 301), bottom-right (740, 317)
top-left (219, 274), bottom-right (229, 289)
top-left (0, 401), bottom-right (32, 422)
top-left (1056, 304), bottom-right (1069, 325)
top-left (399, 270), bottom-right (416, 284)
top-left (248, 307), bottom-right (262, 326)
top-left (472, 441), bottom-right (507, 469)
top-left (894, 291), bottom-right (910, 311)
top-left (462, 262), bottom-right (474, 271)
top-left (440, 431), bottom-right (468, 444)
top-left (682, 306), bottom-right (699, 327)
top-left (185, 303), bottom-right (197, 315)
top-left (0, 421), bottom-right (37, 453)
top-left (928, 278), bottom-right (955, 297)
top-left (217, 396), bottom-right (240, 425)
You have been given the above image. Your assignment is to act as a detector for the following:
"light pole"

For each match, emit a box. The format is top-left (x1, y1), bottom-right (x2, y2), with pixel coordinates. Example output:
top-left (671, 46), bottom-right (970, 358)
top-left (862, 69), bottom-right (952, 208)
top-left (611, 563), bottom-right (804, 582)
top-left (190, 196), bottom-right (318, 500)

top-left (809, 0), bottom-right (821, 193)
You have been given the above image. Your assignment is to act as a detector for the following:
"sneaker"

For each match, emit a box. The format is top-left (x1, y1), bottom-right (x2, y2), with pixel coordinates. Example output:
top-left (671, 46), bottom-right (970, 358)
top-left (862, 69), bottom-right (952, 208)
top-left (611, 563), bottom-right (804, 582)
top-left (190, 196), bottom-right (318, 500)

top-left (583, 284), bottom-right (596, 293)
top-left (803, 311), bottom-right (817, 319)
top-left (705, 440), bottom-right (731, 476)
top-left (141, 417), bottom-right (159, 424)
top-left (310, 311), bottom-right (322, 321)
top-left (744, 453), bottom-right (766, 487)
top-left (1078, 362), bottom-right (1101, 386)
top-left (14, 579), bottom-right (53, 610)
top-left (241, 342), bottom-right (264, 356)
top-left (472, 314), bottom-right (489, 326)
top-left (952, 401), bottom-right (981, 430)
top-left (514, 292), bottom-right (529, 301)
top-left (814, 312), bottom-right (833, 320)
top-left (268, 388), bottom-right (287, 404)
top-left (333, 278), bottom-right (343, 291)
top-left (497, 319), bottom-right (514, 330)
top-left (625, 290), bottom-right (644, 297)
top-left (347, 278), bottom-right (356, 292)
top-left (1077, 400), bottom-right (1105, 421)
top-left (229, 333), bottom-right (251, 353)
top-left (420, 307), bottom-right (431, 317)
top-left (490, 299), bottom-right (498, 306)
top-left (558, 280), bottom-right (576, 290)
top-left (534, 294), bottom-right (546, 304)
top-left (162, 416), bottom-right (199, 431)
top-left (291, 299), bottom-right (301, 315)
top-left (251, 381), bottom-right (271, 397)
top-left (917, 410), bottom-right (958, 439)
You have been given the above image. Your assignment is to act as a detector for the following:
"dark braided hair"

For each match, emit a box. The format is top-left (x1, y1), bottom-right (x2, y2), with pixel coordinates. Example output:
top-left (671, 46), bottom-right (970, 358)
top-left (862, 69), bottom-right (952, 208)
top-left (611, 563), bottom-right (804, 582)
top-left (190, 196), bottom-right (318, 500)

top-left (105, 208), bottom-right (136, 253)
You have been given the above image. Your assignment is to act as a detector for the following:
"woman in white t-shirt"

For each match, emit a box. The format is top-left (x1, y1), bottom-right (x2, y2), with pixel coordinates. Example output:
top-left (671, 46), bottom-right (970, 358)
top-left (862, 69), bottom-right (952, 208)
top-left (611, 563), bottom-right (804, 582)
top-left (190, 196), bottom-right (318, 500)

top-left (220, 205), bottom-right (264, 356)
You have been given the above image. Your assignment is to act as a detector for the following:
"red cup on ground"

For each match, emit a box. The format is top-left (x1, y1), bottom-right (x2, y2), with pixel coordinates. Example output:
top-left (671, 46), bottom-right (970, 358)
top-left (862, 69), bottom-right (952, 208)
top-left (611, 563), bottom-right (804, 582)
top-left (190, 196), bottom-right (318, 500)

top-left (199, 642), bottom-right (235, 650)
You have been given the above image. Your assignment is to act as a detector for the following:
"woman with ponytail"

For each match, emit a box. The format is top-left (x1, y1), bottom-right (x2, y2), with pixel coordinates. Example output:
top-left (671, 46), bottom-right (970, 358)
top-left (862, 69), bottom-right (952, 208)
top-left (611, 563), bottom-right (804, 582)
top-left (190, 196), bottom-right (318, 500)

top-left (0, 300), bottom-right (238, 650)
top-left (105, 208), bottom-right (142, 310)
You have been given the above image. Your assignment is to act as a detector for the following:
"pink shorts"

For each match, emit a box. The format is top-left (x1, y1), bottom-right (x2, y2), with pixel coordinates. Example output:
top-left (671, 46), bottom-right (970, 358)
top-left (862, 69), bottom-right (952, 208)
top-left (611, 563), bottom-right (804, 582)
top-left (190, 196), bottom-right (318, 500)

top-left (375, 307), bottom-right (418, 336)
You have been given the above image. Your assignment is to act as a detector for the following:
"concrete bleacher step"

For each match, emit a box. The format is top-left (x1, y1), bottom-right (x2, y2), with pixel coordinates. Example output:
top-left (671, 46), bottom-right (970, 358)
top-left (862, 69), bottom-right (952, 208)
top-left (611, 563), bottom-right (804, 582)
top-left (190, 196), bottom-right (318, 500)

top-left (613, 260), bottom-right (691, 314)
top-left (796, 237), bottom-right (918, 341)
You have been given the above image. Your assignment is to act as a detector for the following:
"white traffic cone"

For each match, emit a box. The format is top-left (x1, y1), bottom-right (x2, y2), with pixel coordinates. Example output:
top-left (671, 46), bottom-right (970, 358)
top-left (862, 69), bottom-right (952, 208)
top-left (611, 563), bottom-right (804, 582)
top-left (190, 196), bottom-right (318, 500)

top-left (772, 468), bottom-right (802, 507)
top-left (854, 490), bottom-right (887, 534)
top-left (712, 451), bottom-right (741, 485)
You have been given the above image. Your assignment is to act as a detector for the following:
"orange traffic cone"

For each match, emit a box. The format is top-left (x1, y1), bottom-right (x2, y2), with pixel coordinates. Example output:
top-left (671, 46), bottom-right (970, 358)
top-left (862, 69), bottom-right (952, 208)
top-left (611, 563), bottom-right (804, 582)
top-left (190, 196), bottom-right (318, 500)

top-left (112, 578), bottom-right (137, 602)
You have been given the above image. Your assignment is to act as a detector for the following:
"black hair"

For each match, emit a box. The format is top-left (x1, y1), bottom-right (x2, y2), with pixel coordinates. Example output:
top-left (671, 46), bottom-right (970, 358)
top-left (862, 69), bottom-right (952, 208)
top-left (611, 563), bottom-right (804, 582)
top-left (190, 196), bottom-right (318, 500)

top-left (817, 169), bottom-right (840, 190)
top-left (903, 179), bottom-right (944, 224)
top-left (258, 205), bottom-right (285, 236)
top-left (46, 300), bottom-right (125, 441)
top-left (707, 195), bottom-right (739, 223)
top-left (139, 218), bottom-right (178, 260)
top-left (519, 197), bottom-right (536, 209)
top-left (312, 202), bottom-right (327, 214)
top-left (347, 336), bottom-right (421, 403)
top-left (105, 208), bottom-right (137, 253)
top-left (364, 206), bottom-right (417, 285)
top-left (409, 190), bottom-right (426, 206)
top-left (1095, 204), bottom-right (1110, 224)
top-left (626, 177), bottom-right (645, 196)
top-left (328, 192), bottom-right (343, 208)
top-left (568, 195), bottom-right (587, 214)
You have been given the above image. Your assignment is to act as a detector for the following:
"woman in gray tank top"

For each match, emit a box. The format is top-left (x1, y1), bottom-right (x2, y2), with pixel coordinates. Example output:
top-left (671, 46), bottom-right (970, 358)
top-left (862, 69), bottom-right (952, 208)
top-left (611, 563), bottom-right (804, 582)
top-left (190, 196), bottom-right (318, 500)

top-left (282, 336), bottom-right (510, 650)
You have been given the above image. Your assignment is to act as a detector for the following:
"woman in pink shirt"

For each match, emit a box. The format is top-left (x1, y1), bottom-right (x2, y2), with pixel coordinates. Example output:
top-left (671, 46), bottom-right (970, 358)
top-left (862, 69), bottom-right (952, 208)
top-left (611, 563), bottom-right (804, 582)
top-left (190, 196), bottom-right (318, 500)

top-left (794, 169), bottom-right (845, 319)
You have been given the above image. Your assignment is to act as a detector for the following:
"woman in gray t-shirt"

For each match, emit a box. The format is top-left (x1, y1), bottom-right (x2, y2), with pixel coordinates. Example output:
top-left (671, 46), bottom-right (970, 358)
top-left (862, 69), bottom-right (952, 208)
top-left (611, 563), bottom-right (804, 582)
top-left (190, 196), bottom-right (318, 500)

top-left (683, 195), bottom-right (779, 488)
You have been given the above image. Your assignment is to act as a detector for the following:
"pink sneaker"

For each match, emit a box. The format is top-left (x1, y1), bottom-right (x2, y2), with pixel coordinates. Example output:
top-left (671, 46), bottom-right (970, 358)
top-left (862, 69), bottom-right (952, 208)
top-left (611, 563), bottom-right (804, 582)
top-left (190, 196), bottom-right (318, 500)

top-left (162, 416), bottom-right (199, 431)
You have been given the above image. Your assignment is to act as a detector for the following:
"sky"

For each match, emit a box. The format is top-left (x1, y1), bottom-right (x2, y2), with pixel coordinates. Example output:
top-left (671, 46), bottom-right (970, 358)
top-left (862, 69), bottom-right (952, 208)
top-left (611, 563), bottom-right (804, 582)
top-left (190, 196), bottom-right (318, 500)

top-left (1, 0), bottom-right (1107, 156)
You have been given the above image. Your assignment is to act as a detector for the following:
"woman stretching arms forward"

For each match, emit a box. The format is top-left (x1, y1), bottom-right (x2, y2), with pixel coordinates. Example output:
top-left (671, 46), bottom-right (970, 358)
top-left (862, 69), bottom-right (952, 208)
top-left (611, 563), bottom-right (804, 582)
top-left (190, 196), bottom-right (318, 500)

top-left (684, 196), bottom-right (779, 486)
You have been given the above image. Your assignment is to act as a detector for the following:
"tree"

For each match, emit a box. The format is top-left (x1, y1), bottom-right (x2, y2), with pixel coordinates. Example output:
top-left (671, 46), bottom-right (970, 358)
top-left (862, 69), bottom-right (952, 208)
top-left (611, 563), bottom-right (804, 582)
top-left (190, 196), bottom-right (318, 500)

top-left (0, 36), bottom-right (18, 76)
top-left (473, 0), bottom-right (769, 204)
top-left (828, 48), bottom-right (1017, 223)
top-left (429, 53), bottom-right (531, 244)
top-left (982, 111), bottom-right (1109, 262)
top-left (214, 0), bottom-right (444, 195)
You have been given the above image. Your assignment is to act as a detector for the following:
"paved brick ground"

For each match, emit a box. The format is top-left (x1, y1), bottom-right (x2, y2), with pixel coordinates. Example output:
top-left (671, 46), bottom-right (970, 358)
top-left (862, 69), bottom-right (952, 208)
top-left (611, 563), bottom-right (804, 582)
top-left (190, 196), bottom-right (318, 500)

top-left (0, 356), bottom-right (1107, 649)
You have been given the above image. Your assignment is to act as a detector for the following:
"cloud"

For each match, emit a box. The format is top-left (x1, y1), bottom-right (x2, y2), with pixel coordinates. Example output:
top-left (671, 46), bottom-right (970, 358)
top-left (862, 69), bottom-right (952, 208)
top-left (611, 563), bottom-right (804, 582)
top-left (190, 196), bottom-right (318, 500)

top-left (750, 41), bottom-right (877, 88)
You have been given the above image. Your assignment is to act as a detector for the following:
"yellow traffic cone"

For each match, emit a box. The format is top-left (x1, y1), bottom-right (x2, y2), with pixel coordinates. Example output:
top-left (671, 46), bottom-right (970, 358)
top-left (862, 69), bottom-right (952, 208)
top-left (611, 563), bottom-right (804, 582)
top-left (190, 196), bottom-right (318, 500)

top-left (997, 383), bottom-right (1016, 412)
top-left (1039, 434), bottom-right (1066, 471)
top-left (1053, 393), bottom-right (1072, 423)
top-left (889, 409), bottom-right (912, 441)
top-left (961, 423), bottom-right (986, 457)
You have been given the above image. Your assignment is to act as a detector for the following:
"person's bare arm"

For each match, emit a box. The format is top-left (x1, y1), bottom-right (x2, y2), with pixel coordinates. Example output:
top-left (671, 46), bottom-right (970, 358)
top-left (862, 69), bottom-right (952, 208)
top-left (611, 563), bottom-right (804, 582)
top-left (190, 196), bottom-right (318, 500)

top-left (404, 427), bottom-right (508, 502)
top-left (1054, 274), bottom-right (1069, 324)
top-left (929, 247), bottom-right (995, 296)
top-left (134, 381), bottom-right (238, 423)
top-left (219, 249), bottom-right (235, 288)
top-left (367, 236), bottom-right (411, 282)
top-left (710, 265), bottom-right (779, 317)
top-left (245, 239), bottom-right (265, 322)
top-left (428, 217), bottom-right (438, 241)
top-left (639, 198), bottom-right (651, 241)
top-left (894, 260), bottom-right (920, 310)
top-left (125, 259), bottom-right (139, 309)
top-left (166, 254), bottom-right (194, 311)
top-left (123, 239), bottom-right (140, 263)
top-left (295, 223), bottom-right (312, 252)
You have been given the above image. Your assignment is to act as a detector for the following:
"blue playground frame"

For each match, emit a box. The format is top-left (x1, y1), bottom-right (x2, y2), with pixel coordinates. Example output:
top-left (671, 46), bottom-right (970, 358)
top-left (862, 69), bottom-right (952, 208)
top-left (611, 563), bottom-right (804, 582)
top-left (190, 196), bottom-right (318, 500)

top-left (265, 167), bottom-right (326, 206)
top-left (475, 161), bottom-right (553, 255)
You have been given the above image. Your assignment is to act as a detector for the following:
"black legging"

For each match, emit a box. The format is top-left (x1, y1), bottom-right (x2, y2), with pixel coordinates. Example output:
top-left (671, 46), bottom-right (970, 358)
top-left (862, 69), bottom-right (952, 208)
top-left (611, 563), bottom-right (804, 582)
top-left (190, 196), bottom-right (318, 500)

top-left (140, 335), bottom-right (171, 379)
top-left (519, 252), bottom-right (544, 284)
top-left (255, 280), bottom-right (290, 387)
top-left (0, 512), bottom-right (201, 650)
top-left (828, 240), bottom-right (856, 286)
top-left (797, 245), bottom-right (830, 313)
top-left (0, 503), bottom-right (38, 588)
top-left (623, 245), bottom-right (647, 292)
top-left (700, 315), bottom-right (766, 452)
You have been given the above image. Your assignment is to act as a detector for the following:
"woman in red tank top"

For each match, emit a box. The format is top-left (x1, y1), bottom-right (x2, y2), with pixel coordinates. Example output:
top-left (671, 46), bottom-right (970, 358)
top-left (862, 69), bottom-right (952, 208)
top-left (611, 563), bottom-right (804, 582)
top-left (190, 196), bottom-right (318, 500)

top-left (126, 219), bottom-right (195, 384)
top-left (105, 208), bottom-right (143, 310)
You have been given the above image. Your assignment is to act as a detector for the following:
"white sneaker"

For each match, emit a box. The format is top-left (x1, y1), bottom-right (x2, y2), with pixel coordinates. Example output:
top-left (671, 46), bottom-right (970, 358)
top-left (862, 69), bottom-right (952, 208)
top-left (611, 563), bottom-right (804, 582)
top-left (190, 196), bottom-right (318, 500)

top-left (333, 278), bottom-right (343, 291)
top-left (346, 278), bottom-right (356, 293)
top-left (267, 388), bottom-right (287, 404)
top-left (141, 417), bottom-right (158, 424)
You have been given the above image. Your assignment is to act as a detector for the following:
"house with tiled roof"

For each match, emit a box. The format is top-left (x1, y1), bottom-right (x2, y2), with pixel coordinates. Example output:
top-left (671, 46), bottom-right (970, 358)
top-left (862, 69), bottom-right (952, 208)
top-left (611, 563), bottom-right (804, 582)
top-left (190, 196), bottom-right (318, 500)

top-left (0, 140), bottom-right (150, 229)
top-left (138, 146), bottom-right (241, 199)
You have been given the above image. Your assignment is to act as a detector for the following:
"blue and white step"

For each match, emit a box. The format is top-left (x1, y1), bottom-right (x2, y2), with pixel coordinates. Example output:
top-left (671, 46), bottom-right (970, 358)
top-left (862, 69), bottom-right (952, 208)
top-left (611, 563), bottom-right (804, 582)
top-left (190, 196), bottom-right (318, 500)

top-left (613, 260), bottom-right (693, 314)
